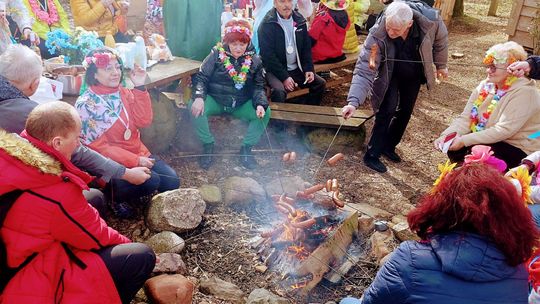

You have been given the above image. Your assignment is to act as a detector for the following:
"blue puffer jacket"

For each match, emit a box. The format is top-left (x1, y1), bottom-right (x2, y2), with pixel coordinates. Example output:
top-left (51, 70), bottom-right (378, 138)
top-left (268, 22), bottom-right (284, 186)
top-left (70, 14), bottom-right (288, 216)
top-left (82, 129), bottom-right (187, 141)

top-left (361, 232), bottom-right (529, 304)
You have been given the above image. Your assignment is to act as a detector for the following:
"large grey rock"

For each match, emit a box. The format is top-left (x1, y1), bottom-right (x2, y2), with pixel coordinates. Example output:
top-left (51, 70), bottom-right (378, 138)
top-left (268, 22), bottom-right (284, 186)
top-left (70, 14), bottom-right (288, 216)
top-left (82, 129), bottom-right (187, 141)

top-left (223, 176), bottom-right (266, 206)
top-left (147, 189), bottom-right (206, 233)
top-left (200, 277), bottom-right (245, 303)
top-left (247, 288), bottom-right (289, 304)
top-left (141, 92), bottom-right (179, 153)
top-left (304, 128), bottom-right (365, 155)
top-left (153, 253), bottom-right (187, 274)
top-left (264, 176), bottom-right (309, 197)
top-left (198, 184), bottom-right (222, 204)
top-left (145, 231), bottom-right (185, 254)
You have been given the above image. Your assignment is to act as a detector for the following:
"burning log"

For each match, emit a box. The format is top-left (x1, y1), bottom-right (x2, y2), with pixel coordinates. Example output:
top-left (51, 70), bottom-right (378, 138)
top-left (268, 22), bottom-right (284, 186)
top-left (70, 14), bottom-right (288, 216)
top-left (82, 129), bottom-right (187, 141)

top-left (260, 225), bottom-right (285, 238)
top-left (292, 210), bottom-right (358, 295)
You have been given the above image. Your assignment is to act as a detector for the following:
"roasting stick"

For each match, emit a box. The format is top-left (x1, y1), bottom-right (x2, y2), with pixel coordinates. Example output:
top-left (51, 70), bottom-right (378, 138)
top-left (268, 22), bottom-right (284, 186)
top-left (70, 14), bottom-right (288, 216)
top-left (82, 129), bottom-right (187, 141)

top-left (260, 118), bottom-right (286, 193)
top-left (312, 119), bottom-right (345, 180)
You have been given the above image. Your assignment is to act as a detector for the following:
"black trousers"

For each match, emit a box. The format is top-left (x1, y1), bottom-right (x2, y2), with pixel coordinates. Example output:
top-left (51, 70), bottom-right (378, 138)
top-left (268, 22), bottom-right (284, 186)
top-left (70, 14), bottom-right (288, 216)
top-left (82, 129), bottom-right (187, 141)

top-left (367, 76), bottom-right (422, 158)
top-left (447, 141), bottom-right (527, 169)
top-left (97, 243), bottom-right (156, 304)
top-left (266, 68), bottom-right (326, 105)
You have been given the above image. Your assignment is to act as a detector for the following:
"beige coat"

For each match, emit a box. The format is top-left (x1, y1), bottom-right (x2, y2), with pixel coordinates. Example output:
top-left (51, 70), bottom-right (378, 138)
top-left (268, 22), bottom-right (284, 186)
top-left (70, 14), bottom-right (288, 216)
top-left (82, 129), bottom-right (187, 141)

top-left (442, 77), bottom-right (540, 154)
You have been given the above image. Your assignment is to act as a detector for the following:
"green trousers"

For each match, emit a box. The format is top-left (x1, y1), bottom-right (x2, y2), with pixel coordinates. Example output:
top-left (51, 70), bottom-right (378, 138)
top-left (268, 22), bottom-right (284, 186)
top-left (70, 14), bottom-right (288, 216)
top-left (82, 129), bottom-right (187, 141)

top-left (188, 95), bottom-right (271, 146)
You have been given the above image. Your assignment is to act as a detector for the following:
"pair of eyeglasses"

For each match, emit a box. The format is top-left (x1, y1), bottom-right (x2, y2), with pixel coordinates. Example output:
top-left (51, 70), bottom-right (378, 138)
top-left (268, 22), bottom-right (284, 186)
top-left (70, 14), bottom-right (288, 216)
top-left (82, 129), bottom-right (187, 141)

top-left (485, 64), bottom-right (507, 73)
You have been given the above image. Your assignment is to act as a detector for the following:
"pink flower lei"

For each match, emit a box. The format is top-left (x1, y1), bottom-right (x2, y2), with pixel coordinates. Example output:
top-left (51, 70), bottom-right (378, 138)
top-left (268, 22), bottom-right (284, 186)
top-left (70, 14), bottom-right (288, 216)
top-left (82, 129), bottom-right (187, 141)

top-left (28, 0), bottom-right (59, 26)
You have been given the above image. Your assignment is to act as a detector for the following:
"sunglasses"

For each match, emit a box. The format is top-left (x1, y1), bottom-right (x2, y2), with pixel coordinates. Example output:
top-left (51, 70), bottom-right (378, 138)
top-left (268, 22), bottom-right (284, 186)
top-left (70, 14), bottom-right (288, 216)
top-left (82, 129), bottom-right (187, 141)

top-left (485, 64), bottom-right (507, 73)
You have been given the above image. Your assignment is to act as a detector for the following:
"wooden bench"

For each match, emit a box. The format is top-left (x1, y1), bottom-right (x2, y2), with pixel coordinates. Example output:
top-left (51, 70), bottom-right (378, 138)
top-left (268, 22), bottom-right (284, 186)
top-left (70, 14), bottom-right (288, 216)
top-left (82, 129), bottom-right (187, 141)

top-left (269, 102), bottom-right (373, 130)
top-left (286, 51), bottom-right (359, 100)
top-left (160, 92), bottom-right (373, 130)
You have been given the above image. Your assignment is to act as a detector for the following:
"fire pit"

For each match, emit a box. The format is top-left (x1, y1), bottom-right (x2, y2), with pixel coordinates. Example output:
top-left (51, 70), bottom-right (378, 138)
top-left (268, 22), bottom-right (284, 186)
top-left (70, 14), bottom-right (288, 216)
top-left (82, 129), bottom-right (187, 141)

top-left (254, 187), bottom-right (359, 295)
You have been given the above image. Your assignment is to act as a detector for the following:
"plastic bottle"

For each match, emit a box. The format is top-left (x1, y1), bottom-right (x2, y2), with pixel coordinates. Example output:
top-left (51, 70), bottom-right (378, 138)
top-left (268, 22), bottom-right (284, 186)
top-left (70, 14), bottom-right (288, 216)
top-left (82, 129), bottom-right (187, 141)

top-left (104, 31), bottom-right (116, 48)
top-left (133, 36), bottom-right (147, 70)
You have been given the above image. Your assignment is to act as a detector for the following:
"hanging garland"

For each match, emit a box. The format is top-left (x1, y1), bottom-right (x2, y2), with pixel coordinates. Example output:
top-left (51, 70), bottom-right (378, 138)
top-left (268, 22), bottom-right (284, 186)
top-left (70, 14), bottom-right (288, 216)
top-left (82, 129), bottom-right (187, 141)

top-left (217, 44), bottom-right (252, 90)
top-left (28, 0), bottom-right (59, 26)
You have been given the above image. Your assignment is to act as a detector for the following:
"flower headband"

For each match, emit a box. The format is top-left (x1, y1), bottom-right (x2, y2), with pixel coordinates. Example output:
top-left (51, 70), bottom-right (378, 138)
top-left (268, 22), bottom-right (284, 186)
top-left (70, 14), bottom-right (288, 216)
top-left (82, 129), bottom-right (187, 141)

top-left (430, 145), bottom-right (531, 205)
top-left (224, 25), bottom-right (252, 38)
top-left (82, 52), bottom-right (119, 69)
top-left (483, 50), bottom-right (516, 66)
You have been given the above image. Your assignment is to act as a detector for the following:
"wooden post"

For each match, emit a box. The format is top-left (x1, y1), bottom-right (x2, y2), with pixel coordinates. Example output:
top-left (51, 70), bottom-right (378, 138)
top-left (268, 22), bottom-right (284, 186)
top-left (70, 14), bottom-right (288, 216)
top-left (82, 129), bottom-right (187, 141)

top-left (488, 0), bottom-right (499, 16)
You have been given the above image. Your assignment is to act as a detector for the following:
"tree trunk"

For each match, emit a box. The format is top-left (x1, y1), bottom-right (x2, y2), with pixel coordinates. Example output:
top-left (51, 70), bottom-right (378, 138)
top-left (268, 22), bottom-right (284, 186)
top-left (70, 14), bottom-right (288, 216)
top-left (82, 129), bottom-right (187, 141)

top-left (488, 0), bottom-right (499, 16)
top-left (453, 0), bottom-right (464, 17)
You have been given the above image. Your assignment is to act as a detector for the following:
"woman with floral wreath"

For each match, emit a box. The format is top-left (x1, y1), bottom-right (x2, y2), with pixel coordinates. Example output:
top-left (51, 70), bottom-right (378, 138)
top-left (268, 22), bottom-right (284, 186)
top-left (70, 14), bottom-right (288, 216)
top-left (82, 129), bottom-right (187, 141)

top-left (190, 18), bottom-right (270, 170)
top-left (434, 41), bottom-right (540, 168)
top-left (342, 162), bottom-right (539, 304)
top-left (75, 48), bottom-right (180, 218)
top-left (18, 0), bottom-right (70, 58)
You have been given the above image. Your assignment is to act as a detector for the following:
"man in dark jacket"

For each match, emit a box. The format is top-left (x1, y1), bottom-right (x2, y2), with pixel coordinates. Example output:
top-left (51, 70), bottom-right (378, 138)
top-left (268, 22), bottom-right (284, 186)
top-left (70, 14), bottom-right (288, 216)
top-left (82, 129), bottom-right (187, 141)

top-left (0, 44), bottom-right (151, 215)
top-left (258, 0), bottom-right (326, 105)
top-left (342, 1), bottom-right (448, 173)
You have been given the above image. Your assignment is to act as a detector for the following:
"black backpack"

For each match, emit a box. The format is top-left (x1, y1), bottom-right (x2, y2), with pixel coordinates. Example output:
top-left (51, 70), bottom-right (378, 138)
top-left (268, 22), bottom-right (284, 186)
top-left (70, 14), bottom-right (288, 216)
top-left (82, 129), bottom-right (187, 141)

top-left (0, 190), bottom-right (36, 293)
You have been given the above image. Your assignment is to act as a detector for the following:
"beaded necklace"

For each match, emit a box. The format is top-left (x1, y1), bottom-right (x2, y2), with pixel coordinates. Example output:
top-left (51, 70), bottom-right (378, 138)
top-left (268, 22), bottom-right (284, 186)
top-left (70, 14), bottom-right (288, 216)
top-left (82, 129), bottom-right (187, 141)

top-left (470, 76), bottom-right (518, 132)
top-left (217, 44), bottom-right (252, 90)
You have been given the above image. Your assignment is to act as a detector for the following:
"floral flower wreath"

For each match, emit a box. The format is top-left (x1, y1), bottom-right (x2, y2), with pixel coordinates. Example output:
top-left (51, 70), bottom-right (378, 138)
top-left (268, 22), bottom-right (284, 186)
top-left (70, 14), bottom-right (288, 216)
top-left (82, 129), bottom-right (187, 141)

top-left (482, 50), bottom-right (516, 66)
top-left (224, 25), bottom-right (252, 38)
top-left (82, 52), bottom-right (119, 69)
top-left (431, 145), bottom-right (532, 205)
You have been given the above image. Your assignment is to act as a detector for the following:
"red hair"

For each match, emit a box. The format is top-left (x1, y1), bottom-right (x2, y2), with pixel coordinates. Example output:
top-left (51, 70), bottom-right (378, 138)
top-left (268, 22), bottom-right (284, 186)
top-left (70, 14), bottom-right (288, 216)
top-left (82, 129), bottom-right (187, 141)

top-left (408, 163), bottom-right (539, 266)
top-left (223, 18), bottom-right (252, 44)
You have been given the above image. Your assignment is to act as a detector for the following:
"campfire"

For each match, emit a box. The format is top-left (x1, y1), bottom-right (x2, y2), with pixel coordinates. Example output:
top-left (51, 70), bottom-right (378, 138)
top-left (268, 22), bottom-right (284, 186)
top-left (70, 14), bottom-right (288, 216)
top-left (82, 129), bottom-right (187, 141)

top-left (253, 172), bottom-right (359, 295)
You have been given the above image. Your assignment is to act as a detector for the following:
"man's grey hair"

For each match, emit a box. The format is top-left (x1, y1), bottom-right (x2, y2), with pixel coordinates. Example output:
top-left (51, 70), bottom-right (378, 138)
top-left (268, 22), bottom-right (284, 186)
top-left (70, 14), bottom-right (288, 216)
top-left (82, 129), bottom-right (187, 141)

top-left (0, 45), bottom-right (43, 87)
top-left (385, 1), bottom-right (413, 28)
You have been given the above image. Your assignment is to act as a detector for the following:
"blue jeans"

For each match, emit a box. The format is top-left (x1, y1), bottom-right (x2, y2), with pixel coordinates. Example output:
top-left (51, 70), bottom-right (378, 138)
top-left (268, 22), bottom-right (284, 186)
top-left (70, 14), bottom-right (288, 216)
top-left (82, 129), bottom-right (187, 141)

top-left (108, 156), bottom-right (180, 204)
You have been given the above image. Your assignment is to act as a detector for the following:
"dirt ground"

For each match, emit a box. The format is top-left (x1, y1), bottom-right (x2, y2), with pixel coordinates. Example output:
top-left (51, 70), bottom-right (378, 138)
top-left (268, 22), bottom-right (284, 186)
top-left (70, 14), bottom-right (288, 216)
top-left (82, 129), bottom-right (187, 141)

top-left (107, 1), bottom-right (516, 303)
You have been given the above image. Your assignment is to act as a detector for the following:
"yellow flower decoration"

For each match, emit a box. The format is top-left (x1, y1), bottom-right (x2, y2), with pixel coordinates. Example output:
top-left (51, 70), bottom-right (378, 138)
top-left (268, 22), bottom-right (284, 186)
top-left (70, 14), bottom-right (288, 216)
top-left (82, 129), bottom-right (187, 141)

top-left (431, 160), bottom-right (457, 193)
top-left (510, 166), bottom-right (532, 205)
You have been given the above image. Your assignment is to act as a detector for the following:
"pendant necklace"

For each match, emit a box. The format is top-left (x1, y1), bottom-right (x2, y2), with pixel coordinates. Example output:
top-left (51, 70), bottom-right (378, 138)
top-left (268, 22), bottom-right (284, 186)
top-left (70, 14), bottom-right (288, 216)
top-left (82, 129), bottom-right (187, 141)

top-left (91, 90), bottom-right (132, 140)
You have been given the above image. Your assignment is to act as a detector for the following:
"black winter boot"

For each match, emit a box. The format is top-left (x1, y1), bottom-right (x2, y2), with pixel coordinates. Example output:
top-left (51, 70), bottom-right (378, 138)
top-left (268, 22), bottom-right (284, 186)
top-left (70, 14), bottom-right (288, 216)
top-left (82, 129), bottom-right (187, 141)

top-left (199, 143), bottom-right (214, 169)
top-left (240, 145), bottom-right (257, 169)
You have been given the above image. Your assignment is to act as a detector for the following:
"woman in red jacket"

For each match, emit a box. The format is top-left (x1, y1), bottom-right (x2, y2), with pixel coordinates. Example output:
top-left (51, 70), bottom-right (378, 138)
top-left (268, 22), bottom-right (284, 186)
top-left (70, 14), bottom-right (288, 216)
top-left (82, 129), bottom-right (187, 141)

top-left (75, 49), bottom-right (180, 218)
top-left (0, 101), bottom-right (155, 303)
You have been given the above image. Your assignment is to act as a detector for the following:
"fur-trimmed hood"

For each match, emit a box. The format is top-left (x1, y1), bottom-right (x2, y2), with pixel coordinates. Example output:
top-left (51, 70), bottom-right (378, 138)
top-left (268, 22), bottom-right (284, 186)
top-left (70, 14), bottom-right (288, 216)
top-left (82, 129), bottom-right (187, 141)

top-left (0, 129), bottom-right (91, 195)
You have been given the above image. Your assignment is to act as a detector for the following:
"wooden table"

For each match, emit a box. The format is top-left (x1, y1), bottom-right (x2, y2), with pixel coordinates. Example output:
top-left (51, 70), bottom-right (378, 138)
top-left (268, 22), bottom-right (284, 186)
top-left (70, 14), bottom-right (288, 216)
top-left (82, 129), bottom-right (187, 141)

top-left (144, 56), bottom-right (202, 89)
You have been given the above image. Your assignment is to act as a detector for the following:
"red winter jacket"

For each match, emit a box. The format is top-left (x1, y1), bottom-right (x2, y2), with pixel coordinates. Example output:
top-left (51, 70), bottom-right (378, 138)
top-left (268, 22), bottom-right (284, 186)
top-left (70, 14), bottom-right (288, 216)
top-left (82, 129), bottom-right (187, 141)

top-left (309, 7), bottom-right (350, 63)
top-left (0, 130), bottom-right (130, 303)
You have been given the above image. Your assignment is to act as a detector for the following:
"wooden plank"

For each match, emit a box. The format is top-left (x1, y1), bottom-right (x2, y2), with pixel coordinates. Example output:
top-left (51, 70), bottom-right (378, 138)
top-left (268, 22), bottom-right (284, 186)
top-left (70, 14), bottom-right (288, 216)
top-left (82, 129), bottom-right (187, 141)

top-left (270, 110), bottom-right (366, 129)
top-left (509, 30), bottom-right (534, 50)
top-left (145, 57), bottom-right (201, 89)
top-left (270, 103), bottom-right (372, 119)
top-left (516, 15), bottom-right (534, 32)
top-left (507, 0), bottom-right (524, 35)
top-left (524, 0), bottom-right (540, 8)
top-left (521, 6), bottom-right (538, 18)
top-left (314, 52), bottom-right (359, 72)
